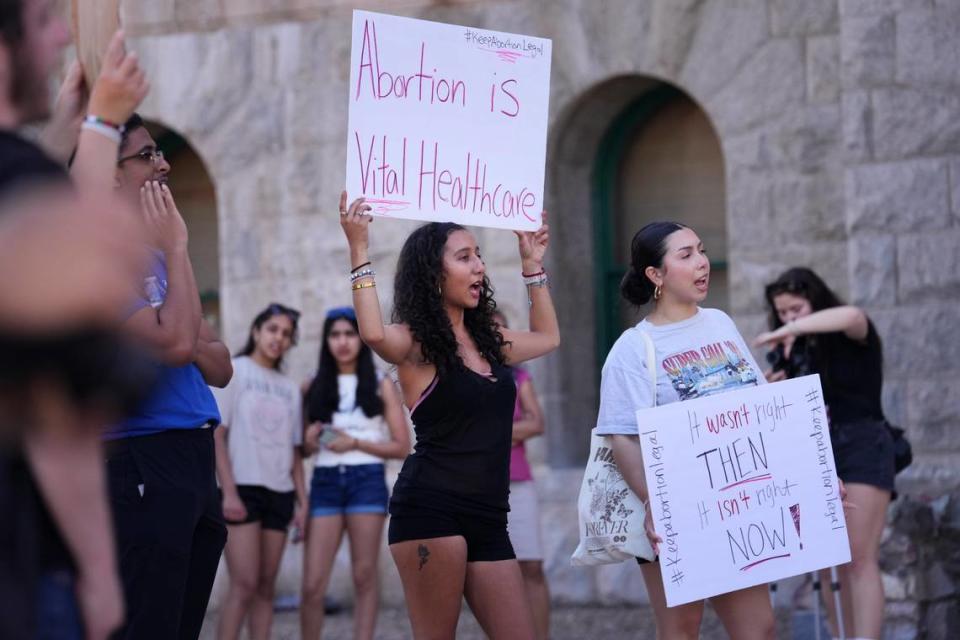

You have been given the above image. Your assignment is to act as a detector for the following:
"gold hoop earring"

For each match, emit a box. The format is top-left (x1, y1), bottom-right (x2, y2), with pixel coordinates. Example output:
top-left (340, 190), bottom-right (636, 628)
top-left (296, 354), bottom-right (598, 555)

top-left (654, 284), bottom-right (662, 301)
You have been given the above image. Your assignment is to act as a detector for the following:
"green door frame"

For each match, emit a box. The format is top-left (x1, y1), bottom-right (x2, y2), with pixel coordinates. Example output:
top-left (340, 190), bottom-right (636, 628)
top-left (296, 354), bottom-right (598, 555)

top-left (591, 84), bottom-right (680, 367)
top-left (591, 85), bottom-right (728, 370)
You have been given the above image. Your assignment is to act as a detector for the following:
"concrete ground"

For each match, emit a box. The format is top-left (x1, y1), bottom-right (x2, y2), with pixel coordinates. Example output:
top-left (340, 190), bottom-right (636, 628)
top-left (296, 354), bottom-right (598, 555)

top-left (201, 603), bottom-right (799, 639)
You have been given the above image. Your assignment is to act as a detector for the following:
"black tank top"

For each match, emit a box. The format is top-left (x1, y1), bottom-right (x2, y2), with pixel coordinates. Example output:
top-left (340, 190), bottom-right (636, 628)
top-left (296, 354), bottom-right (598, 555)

top-left (391, 360), bottom-right (516, 516)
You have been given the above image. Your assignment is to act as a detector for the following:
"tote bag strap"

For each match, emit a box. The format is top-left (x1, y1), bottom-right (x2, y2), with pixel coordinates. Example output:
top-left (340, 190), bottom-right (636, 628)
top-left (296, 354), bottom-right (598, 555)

top-left (635, 328), bottom-right (657, 407)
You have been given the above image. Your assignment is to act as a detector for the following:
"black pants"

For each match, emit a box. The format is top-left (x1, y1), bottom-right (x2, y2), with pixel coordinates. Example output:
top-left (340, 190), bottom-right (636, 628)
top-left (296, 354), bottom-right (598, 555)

top-left (106, 428), bottom-right (226, 640)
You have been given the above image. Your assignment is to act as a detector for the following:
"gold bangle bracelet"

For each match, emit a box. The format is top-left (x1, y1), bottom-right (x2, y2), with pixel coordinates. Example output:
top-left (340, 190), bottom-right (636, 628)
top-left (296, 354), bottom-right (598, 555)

top-left (352, 281), bottom-right (376, 291)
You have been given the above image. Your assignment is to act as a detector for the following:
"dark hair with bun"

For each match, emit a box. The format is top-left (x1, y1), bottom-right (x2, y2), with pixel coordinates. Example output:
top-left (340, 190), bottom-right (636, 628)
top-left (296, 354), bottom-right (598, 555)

top-left (620, 222), bottom-right (688, 306)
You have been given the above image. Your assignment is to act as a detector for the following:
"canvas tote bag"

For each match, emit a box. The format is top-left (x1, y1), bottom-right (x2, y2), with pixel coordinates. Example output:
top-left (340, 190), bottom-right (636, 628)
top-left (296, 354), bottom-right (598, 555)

top-left (571, 329), bottom-right (657, 565)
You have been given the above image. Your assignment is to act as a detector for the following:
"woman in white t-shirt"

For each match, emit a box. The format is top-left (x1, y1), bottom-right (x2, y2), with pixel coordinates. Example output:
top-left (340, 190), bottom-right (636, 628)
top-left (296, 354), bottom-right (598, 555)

top-left (300, 307), bottom-right (410, 640)
top-left (213, 303), bottom-right (307, 640)
top-left (595, 223), bottom-right (775, 639)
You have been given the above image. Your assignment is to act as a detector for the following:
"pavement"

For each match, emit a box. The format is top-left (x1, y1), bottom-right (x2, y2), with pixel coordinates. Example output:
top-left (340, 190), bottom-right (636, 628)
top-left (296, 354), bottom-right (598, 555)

top-left (200, 603), bottom-right (800, 639)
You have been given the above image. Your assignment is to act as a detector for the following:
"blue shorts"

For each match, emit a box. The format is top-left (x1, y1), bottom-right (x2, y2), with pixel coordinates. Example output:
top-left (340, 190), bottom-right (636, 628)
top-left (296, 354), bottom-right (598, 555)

top-left (309, 463), bottom-right (388, 517)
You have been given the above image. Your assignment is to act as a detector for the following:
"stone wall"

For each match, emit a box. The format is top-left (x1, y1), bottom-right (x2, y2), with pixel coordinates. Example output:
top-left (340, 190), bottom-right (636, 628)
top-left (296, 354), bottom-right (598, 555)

top-left (119, 0), bottom-right (960, 635)
top-left (839, 0), bottom-right (960, 635)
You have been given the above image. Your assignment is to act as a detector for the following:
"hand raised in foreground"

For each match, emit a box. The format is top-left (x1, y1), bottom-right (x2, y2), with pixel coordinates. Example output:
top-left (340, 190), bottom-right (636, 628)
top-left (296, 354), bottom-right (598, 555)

top-left (338, 191), bottom-right (374, 252)
top-left (514, 211), bottom-right (549, 273)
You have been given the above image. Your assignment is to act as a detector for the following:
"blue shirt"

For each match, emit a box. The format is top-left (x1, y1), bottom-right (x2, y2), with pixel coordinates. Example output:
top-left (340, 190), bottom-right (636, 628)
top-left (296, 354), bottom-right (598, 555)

top-left (108, 250), bottom-right (220, 439)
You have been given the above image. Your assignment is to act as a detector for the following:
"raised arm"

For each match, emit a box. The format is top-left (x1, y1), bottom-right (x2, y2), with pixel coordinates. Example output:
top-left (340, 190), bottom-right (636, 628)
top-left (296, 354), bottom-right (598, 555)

top-left (754, 305), bottom-right (869, 353)
top-left (338, 192), bottom-right (414, 364)
top-left (38, 61), bottom-right (87, 166)
top-left (122, 183), bottom-right (201, 366)
top-left (501, 216), bottom-right (560, 364)
top-left (70, 31), bottom-right (149, 195)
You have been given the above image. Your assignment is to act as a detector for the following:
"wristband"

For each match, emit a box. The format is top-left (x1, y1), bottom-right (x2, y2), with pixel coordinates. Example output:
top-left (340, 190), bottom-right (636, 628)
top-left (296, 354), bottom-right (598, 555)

top-left (81, 121), bottom-right (122, 145)
top-left (83, 115), bottom-right (125, 131)
top-left (521, 269), bottom-right (545, 278)
top-left (351, 261), bottom-right (371, 273)
top-left (352, 281), bottom-right (376, 291)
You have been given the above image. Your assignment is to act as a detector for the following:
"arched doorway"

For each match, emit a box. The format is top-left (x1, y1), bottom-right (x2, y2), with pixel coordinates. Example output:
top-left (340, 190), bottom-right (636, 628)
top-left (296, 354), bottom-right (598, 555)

top-left (145, 121), bottom-right (221, 331)
top-left (544, 76), bottom-right (727, 467)
top-left (593, 82), bottom-right (728, 361)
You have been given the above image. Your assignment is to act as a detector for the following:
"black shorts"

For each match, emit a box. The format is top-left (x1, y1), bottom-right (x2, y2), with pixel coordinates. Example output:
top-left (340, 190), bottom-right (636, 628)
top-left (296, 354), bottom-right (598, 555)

top-left (226, 485), bottom-right (295, 531)
top-left (388, 501), bottom-right (515, 563)
top-left (831, 419), bottom-right (896, 495)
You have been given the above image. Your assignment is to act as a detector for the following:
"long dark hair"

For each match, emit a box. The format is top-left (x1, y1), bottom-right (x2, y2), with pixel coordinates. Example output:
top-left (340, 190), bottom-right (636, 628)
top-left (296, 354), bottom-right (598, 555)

top-left (305, 308), bottom-right (383, 423)
top-left (620, 221), bottom-right (688, 306)
top-left (763, 267), bottom-right (844, 330)
top-left (763, 267), bottom-right (881, 386)
top-left (235, 303), bottom-right (300, 370)
top-left (391, 222), bottom-right (505, 373)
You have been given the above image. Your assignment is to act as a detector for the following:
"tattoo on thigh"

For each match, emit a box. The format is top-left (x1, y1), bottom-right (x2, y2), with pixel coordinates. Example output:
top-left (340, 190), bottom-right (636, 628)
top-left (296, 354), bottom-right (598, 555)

top-left (417, 544), bottom-right (430, 571)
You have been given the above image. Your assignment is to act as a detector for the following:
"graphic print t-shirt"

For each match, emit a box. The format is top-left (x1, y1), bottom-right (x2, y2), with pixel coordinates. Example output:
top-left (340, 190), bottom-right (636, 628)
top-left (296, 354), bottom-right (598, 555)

top-left (595, 308), bottom-right (765, 436)
top-left (212, 357), bottom-right (302, 492)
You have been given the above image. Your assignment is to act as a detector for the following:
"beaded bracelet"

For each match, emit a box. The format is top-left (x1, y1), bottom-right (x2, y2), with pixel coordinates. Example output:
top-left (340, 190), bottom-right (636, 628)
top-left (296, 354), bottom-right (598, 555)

top-left (352, 281), bottom-right (376, 291)
top-left (522, 272), bottom-right (549, 287)
top-left (350, 268), bottom-right (376, 283)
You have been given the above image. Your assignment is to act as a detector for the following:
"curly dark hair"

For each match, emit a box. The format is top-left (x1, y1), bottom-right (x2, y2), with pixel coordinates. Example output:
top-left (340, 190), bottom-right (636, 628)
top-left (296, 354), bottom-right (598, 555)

top-left (391, 222), bottom-right (505, 373)
top-left (305, 309), bottom-right (383, 423)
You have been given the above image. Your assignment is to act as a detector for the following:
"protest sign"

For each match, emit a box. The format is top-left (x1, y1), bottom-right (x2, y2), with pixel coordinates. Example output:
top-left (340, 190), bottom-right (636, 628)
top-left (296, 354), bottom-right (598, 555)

top-left (636, 375), bottom-right (850, 607)
top-left (345, 11), bottom-right (552, 231)
top-left (72, 0), bottom-right (120, 88)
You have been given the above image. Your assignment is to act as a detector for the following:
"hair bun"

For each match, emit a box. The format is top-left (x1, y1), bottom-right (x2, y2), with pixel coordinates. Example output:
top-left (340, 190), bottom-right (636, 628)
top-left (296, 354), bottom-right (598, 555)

top-left (620, 267), bottom-right (652, 306)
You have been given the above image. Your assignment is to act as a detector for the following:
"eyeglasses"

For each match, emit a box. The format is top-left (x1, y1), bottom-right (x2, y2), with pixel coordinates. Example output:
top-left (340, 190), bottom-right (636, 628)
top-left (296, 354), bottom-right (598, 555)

top-left (267, 303), bottom-right (301, 322)
top-left (117, 147), bottom-right (165, 166)
top-left (325, 306), bottom-right (356, 321)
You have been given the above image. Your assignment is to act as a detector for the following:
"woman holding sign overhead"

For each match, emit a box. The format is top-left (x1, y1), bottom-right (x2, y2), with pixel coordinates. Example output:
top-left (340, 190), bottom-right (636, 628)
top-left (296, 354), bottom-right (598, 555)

top-left (337, 192), bottom-right (559, 639)
top-left (596, 222), bottom-right (775, 639)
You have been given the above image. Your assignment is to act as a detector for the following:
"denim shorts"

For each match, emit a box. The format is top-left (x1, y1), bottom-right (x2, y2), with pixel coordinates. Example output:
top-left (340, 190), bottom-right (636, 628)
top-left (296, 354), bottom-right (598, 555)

top-left (309, 463), bottom-right (388, 517)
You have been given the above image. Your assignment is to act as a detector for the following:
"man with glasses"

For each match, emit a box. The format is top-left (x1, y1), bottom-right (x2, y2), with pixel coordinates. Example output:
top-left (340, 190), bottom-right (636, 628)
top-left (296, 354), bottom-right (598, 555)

top-left (105, 112), bottom-right (235, 640)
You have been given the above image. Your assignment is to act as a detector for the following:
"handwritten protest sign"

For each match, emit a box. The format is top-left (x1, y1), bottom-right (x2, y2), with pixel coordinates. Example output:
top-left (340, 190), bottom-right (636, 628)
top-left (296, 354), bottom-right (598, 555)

top-left (345, 11), bottom-right (552, 231)
top-left (636, 375), bottom-right (850, 607)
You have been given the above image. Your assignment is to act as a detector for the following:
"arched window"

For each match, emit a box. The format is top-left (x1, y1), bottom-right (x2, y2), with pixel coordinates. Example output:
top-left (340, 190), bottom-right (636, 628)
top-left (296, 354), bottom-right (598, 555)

top-left (593, 83), bottom-right (728, 361)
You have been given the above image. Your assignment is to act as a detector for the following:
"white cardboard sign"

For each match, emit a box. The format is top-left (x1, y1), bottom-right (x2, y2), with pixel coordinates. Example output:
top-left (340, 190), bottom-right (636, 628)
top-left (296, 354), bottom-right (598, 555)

top-left (636, 375), bottom-right (850, 607)
top-left (345, 11), bottom-right (552, 231)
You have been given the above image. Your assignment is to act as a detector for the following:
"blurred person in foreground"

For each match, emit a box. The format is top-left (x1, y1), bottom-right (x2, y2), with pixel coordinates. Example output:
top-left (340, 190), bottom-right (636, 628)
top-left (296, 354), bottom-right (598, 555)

top-left (0, 0), bottom-right (148, 637)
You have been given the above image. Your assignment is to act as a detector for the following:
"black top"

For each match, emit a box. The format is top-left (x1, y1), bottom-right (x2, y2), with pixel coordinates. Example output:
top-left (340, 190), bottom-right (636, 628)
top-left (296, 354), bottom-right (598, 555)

top-left (0, 129), bottom-right (73, 640)
top-left (817, 321), bottom-right (885, 425)
top-left (391, 360), bottom-right (516, 518)
top-left (0, 130), bottom-right (67, 201)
